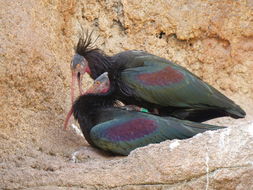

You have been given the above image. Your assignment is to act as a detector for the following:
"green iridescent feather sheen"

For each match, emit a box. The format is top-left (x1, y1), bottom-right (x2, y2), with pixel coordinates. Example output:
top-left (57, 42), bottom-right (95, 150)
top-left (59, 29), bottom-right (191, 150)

top-left (90, 108), bottom-right (225, 155)
top-left (118, 53), bottom-right (245, 117)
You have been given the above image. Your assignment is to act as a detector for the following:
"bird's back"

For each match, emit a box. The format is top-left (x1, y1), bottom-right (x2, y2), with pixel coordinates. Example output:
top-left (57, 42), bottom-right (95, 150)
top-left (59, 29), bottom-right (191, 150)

top-left (111, 51), bottom-right (245, 121)
top-left (89, 107), bottom-right (225, 155)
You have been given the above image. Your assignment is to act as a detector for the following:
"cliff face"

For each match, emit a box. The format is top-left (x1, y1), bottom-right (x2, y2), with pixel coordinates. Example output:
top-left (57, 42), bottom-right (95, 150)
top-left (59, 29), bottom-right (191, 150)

top-left (0, 0), bottom-right (252, 189)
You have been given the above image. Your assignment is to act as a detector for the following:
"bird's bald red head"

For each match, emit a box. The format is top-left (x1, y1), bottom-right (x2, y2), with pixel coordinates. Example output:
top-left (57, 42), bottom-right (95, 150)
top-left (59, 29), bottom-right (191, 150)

top-left (71, 54), bottom-right (91, 75)
top-left (70, 54), bottom-right (91, 104)
top-left (86, 72), bottom-right (110, 94)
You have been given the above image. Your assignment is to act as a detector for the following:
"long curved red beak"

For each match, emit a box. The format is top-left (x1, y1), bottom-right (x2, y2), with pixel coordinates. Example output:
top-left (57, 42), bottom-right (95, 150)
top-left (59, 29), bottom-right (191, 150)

top-left (64, 72), bottom-right (110, 131)
top-left (64, 70), bottom-right (85, 131)
top-left (65, 54), bottom-right (92, 130)
top-left (65, 71), bottom-right (83, 131)
top-left (63, 107), bottom-right (73, 130)
top-left (71, 71), bottom-right (85, 105)
top-left (71, 71), bottom-right (76, 105)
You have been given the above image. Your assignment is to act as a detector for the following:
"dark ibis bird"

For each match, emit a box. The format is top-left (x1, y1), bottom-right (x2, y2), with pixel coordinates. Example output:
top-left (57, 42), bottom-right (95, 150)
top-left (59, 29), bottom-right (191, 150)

top-left (70, 33), bottom-right (246, 122)
top-left (68, 72), bottom-right (225, 155)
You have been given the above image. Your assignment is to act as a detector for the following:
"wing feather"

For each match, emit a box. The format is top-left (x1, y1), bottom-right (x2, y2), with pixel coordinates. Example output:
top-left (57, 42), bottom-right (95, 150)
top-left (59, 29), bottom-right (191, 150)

top-left (90, 111), bottom-right (224, 155)
top-left (120, 57), bottom-right (238, 110)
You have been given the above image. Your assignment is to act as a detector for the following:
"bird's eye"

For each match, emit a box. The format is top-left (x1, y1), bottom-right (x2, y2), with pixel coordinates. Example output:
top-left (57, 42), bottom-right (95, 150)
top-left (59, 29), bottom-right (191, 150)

top-left (95, 81), bottom-right (101, 85)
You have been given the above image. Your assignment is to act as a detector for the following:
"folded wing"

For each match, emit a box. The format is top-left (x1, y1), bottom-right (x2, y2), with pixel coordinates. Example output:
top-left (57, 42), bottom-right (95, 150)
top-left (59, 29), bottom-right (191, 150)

top-left (90, 111), bottom-right (225, 155)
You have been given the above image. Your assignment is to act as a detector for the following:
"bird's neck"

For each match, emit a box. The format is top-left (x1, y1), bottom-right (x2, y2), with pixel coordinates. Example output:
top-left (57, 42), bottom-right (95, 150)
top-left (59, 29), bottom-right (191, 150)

top-left (72, 93), bottom-right (115, 147)
top-left (73, 91), bottom-right (116, 128)
top-left (86, 51), bottom-right (113, 79)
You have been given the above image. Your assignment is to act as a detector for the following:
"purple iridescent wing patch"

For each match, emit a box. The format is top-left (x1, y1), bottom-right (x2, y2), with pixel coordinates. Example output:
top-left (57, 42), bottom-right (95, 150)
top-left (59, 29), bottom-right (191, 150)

top-left (105, 118), bottom-right (158, 141)
top-left (137, 66), bottom-right (184, 86)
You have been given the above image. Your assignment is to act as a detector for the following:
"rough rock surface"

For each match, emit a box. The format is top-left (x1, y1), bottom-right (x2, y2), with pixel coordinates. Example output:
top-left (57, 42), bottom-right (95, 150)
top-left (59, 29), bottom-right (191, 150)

top-left (0, 0), bottom-right (252, 189)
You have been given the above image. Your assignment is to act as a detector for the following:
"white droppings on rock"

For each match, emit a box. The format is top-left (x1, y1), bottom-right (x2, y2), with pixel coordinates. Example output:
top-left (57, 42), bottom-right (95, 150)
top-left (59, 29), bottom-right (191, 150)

top-left (71, 124), bottom-right (84, 137)
top-left (70, 151), bottom-right (79, 163)
top-left (219, 131), bottom-right (225, 149)
top-left (219, 128), bottom-right (231, 149)
top-left (205, 148), bottom-right (210, 190)
top-left (193, 133), bottom-right (204, 138)
top-left (248, 122), bottom-right (253, 136)
top-left (205, 130), bottom-right (215, 137)
top-left (169, 140), bottom-right (180, 150)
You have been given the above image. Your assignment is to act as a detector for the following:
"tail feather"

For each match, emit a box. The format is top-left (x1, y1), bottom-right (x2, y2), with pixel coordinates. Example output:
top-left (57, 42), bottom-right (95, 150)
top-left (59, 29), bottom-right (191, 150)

top-left (212, 88), bottom-right (246, 119)
top-left (182, 120), bottom-right (226, 131)
top-left (164, 116), bottom-right (226, 137)
top-left (227, 105), bottom-right (246, 119)
top-left (168, 108), bottom-right (227, 122)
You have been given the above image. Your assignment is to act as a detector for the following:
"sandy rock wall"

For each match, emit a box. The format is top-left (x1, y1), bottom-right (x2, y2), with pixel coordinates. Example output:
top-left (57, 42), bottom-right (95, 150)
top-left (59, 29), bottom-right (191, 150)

top-left (0, 0), bottom-right (253, 189)
top-left (0, 0), bottom-right (82, 163)
top-left (75, 0), bottom-right (253, 98)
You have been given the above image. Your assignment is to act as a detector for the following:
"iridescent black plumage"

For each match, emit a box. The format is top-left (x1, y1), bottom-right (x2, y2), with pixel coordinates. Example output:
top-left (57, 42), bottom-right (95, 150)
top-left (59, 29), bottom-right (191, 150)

top-left (73, 35), bottom-right (246, 122)
top-left (72, 78), bottom-right (225, 155)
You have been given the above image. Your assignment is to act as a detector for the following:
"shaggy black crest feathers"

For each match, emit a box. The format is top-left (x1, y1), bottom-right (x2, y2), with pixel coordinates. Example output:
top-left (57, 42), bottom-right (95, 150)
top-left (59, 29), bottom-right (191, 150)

top-left (75, 31), bottom-right (101, 56)
top-left (75, 32), bottom-right (114, 79)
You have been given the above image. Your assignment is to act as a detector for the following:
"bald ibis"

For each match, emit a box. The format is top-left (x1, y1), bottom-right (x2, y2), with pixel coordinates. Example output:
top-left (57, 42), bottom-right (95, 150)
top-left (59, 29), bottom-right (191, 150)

top-left (70, 72), bottom-right (225, 155)
top-left (70, 34), bottom-right (246, 122)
